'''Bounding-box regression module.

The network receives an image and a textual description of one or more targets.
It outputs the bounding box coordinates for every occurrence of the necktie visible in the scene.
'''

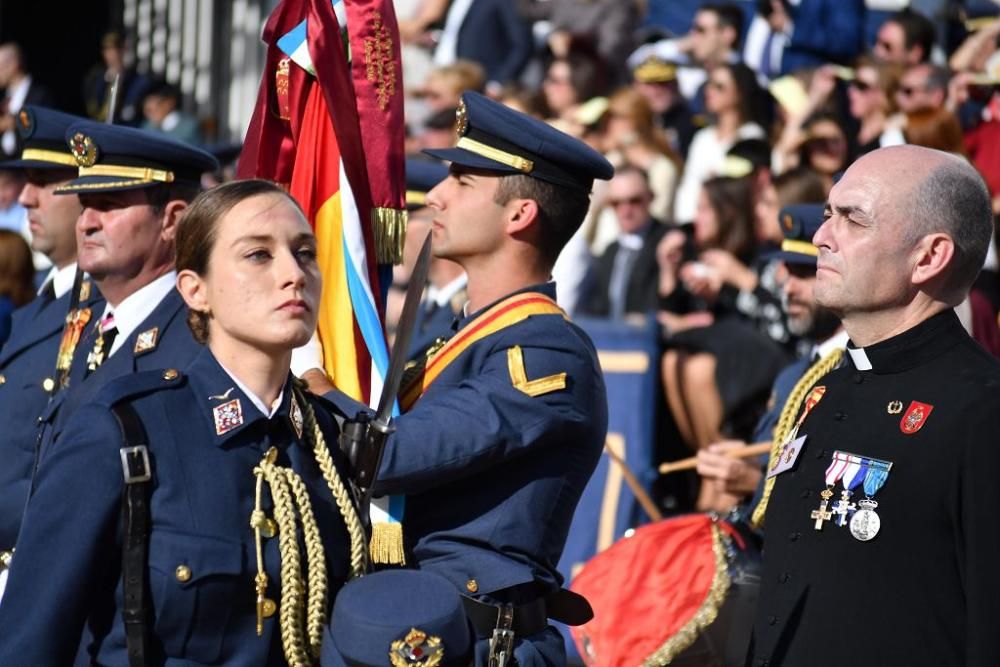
[760,29,777,80]
[38,280,56,306]
[609,245,639,320]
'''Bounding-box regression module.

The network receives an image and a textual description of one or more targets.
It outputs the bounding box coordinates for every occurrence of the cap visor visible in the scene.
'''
[0,158,76,170]
[422,147,521,175]
[55,176,165,195]
[764,249,818,266]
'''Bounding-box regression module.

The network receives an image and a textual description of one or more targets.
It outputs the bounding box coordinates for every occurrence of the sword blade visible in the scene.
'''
[374,232,433,425]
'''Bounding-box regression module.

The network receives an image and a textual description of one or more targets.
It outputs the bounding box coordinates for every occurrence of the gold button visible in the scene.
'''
[262,598,277,618]
[0,374,6,385]
[175,565,192,583]
[465,579,478,593]
[162,369,178,381]
[42,377,55,392]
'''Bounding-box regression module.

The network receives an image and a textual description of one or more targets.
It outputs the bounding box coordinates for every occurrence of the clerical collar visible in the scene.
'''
[845,309,967,374]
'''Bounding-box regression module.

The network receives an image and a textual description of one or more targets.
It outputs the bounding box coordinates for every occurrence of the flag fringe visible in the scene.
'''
[372,206,407,265]
[369,521,406,565]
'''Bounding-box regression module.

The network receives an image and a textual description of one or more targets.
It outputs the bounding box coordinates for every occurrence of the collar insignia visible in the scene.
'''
[389,628,444,666]
[18,109,32,134]
[290,397,304,439]
[69,132,98,167]
[133,327,159,355]
[213,398,244,435]
[79,280,92,301]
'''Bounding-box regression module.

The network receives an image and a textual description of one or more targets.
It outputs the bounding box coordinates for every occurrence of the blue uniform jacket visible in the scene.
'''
[0,348,355,665]
[0,280,104,549]
[375,283,608,604]
[37,287,202,461]
[407,297,461,361]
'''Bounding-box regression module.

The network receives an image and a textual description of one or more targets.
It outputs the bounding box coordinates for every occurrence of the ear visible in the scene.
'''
[910,233,954,287]
[176,268,209,314]
[159,200,188,243]
[504,198,540,235]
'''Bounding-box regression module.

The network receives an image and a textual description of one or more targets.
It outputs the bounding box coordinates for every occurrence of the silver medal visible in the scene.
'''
[849,499,880,541]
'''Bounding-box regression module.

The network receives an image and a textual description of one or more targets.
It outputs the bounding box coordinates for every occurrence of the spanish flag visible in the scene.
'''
[238,0,408,562]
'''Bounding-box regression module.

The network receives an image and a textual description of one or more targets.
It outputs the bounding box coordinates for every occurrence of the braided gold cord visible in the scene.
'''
[283,467,328,658]
[751,347,843,528]
[294,386,369,577]
[258,459,310,667]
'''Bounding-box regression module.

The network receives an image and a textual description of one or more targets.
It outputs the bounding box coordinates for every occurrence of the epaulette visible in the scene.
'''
[93,368,186,409]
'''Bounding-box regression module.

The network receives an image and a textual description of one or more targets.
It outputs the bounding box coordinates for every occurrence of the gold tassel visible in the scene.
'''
[372,207,408,265]
[370,521,406,565]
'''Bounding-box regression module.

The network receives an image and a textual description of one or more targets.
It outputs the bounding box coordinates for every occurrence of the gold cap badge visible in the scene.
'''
[69,133,99,167]
[389,628,444,667]
[454,99,468,139]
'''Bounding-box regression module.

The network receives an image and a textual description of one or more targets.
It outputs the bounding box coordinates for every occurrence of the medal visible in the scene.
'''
[848,458,892,541]
[810,454,849,530]
[832,453,867,527]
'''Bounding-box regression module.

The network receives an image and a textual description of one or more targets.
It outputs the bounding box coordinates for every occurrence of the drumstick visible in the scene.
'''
[658,442,772,475]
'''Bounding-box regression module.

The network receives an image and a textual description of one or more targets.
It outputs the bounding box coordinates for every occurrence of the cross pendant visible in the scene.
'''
[832,495,856,527]
[810,500,833,530]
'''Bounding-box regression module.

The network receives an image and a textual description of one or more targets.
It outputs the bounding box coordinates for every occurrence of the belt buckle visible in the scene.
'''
[488,603,515,667]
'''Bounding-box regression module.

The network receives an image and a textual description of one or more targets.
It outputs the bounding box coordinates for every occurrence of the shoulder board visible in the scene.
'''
[93,368,186,408]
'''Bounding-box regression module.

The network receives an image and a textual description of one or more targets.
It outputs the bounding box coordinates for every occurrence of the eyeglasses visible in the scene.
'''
[609,195,648,208]
[898,85,925,97]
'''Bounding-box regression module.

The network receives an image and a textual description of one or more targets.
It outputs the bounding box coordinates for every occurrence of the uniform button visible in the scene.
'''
[788,531,801,542]
[779,572,791,583]
[42,377,55,392]
[0,374,5,385]
[853,373,863,384]
[755,660,769,667]
[834,412,846,421]
[800,489,811,499]
[163,369,179,380]
[175,565,192,583]
[815,448,827,459]
[768,615,779,625]
[465,579,478,593]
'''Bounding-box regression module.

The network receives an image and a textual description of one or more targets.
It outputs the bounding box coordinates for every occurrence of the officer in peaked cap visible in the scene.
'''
[32,122,217,466]
[0,106,105,577]
[303,91,612,665]
[403,158,468,361]
[322,569,474,666]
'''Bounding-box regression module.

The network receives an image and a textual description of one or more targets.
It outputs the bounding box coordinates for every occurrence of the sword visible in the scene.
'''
[340,231,433,511]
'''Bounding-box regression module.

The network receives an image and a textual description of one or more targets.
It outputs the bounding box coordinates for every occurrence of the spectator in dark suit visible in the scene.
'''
[0,43,53,159]
[582,165,667,319]
[433,0,533,92]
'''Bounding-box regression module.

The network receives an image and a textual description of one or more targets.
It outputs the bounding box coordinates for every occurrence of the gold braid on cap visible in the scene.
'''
[751,347,843,528]
[250,390,369,665]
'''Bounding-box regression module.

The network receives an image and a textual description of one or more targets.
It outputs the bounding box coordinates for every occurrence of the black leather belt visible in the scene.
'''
[461,588,593,639]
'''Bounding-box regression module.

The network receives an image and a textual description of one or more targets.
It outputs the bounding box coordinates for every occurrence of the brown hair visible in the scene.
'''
[0,229,35,307]
[904,108,965,155]
[606,86,682,168]
[702,175,756,260]
[175,179,305,343]
[494,174,592,268]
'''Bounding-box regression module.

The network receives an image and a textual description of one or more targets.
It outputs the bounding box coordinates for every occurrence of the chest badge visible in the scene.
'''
[886,400,903,415]
[899,400,933,434]
[213,398,244,435]
[133,327,160,355]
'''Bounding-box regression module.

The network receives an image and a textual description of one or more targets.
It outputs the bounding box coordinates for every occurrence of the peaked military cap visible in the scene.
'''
[405,158,448,210]
[424,90,614,193]
[55,121,218,194]
[772,203,824,266]
[321,569,473,667]
[1,106,86,170]
[632,56,678,84]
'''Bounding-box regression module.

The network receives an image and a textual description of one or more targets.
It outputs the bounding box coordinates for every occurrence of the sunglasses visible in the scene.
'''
[609,195,647,208]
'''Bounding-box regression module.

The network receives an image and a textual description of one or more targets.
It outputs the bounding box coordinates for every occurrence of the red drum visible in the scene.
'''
[570,514,760,666]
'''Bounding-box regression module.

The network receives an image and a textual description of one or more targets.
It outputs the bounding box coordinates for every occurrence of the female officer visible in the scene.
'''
[0,179,367,665]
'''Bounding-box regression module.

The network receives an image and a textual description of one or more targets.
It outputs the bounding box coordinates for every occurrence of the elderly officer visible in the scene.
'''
[33,121,217,454]
[307,91,614,665]
[0,179,364,664]
[322,569,474,667]
[749,145,1000,666]
[0,106,103,573]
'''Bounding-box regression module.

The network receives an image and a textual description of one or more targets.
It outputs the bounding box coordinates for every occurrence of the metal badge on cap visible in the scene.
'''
[69,133,99,167]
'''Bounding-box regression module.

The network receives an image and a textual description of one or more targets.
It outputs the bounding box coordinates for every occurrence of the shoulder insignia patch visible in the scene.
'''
[213,398,244,435]
[507,345,567,398]
[900,400,933,434]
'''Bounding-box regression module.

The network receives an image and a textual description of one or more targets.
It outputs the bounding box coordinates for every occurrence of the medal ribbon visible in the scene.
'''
[843,456,868,493]
[823,454,850,487]
[862,459,892,498]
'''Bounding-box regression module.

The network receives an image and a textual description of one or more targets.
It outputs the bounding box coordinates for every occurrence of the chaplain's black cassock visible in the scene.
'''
[749,309,1000,666]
